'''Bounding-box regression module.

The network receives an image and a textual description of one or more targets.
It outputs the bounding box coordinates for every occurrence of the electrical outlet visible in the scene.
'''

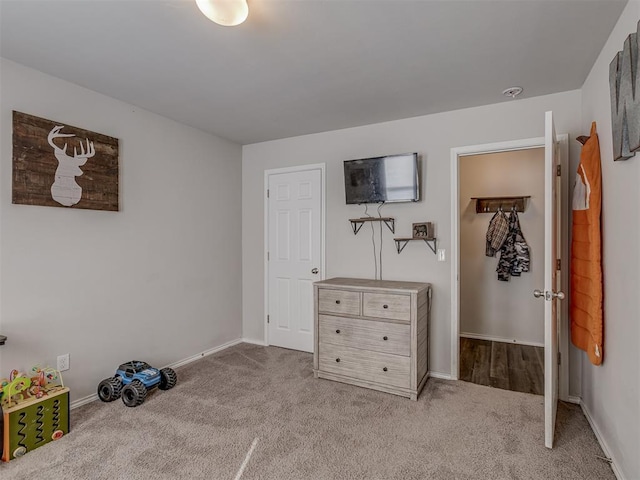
[437,249,446,262]
[57,353,70,372]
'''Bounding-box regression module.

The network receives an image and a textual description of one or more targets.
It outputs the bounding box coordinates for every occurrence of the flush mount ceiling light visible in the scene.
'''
[502,86,524,99]
[196,0,248,26]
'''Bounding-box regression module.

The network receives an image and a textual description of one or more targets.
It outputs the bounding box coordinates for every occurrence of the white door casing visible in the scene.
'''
[450,112,569,449]
[265,165,325,353]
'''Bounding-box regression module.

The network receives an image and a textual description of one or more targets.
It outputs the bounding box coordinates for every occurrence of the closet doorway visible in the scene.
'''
[458,147,545,395]
[450,113,570,448]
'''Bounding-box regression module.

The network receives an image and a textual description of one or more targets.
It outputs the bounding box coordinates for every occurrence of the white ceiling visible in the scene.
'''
[0,0,627,145]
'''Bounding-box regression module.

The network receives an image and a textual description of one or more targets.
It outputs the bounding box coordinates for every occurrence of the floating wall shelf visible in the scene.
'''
[471,196,530,214]
[394,237,437,255]
[349,217,395,235]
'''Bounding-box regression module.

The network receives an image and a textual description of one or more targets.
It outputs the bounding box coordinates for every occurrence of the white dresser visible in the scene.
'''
[313,278,431,400]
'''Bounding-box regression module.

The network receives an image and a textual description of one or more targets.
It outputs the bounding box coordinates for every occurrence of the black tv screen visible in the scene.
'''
[344,153,420,204]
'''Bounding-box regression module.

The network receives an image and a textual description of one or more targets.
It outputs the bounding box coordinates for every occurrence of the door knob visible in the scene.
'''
[533,289,566,301]
[311,268,319,274]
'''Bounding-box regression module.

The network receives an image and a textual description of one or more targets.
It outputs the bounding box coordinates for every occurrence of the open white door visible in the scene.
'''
[267,167,323,353]
[539,111,564,448]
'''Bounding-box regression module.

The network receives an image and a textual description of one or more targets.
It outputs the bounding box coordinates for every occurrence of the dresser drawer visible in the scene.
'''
[319,315,410,356]
[362,292,411,321]
[318,288,361,316]
[319,343,410,389]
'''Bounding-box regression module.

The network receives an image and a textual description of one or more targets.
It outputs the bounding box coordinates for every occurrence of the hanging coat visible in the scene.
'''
[570,122,603,366]
[496,210,530,281]
[485,209,509,257]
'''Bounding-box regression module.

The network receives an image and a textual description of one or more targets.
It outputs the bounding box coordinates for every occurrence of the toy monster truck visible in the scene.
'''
[97,361,177,407]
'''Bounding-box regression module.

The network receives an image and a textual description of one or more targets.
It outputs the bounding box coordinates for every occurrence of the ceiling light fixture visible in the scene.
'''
[196,0,248,26]
[502,86,524,99]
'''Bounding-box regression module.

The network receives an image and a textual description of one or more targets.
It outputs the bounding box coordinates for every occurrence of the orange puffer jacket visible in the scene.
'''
[570,122,603,366]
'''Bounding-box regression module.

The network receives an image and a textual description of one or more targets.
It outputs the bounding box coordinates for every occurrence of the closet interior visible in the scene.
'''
[458,148,545,395]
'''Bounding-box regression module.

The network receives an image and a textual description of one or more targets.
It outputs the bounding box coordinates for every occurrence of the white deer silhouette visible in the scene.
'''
[47,125,95,206]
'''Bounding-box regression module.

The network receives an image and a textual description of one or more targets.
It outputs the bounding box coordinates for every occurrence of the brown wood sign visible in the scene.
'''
[12,111,119,211]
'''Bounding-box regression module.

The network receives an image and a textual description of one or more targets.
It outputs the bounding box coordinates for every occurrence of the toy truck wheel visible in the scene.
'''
[121,380,147,407]
[97,377,122,402]
[159,368,177,390]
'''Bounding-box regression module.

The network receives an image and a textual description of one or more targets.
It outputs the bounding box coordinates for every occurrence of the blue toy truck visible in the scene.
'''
[97,361,177,407]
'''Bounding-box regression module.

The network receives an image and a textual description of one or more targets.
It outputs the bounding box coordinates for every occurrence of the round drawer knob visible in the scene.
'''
[335,300,341,304]
[383,367,388,372]
[336,329,341,334]
[336,358,340,363]
[383,336,388,341]
[383,304,388,309]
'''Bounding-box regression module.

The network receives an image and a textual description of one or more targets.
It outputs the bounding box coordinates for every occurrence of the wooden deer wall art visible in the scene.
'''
[12,111,119,211]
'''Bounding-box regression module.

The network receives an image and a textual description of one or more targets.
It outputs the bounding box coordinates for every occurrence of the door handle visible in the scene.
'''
[311,268,319,274]
[533,289,565,301]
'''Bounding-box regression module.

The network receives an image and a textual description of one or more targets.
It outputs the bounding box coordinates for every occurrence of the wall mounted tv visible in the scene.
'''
[344,153,420,204]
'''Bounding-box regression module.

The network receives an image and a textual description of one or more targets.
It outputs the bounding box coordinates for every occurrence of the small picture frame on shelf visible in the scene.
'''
[412,222,433,239]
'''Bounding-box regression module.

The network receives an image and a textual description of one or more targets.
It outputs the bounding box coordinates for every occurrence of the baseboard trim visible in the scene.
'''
[566,395,581,404]
[460,332,544,348]
[166,338,243,370]
[579,400,624,480]
[70,393,99,410]
[70,338,244,410]
[428,371,453,380]
[242,337,268,346]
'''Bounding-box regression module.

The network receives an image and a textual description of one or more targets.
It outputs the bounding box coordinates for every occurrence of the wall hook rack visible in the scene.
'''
[349,217,395,235]
[471,196,530,214]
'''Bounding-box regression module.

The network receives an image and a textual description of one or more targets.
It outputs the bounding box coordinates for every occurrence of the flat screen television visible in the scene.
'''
[344,153,420,204]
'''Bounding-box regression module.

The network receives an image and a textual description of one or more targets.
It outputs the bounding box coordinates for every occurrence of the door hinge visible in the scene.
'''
[267,251,270,261]
[267,189,270,198]
[558,352,561,365]
[556,164,561,176]
[267,315,270,324]
[556,259,561,271]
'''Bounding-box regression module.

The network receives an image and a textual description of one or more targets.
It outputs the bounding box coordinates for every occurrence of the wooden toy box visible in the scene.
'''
[1,387,69,461]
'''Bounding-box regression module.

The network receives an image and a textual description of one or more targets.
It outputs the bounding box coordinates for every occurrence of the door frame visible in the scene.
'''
[450,136,569,401]
[263,163,326,346]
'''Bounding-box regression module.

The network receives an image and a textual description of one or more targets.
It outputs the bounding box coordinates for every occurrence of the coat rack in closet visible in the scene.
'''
[471,196,530,214]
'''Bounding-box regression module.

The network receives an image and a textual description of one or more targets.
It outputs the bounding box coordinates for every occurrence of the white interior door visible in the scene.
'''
[542,110,563,448]
[267,168,322,353]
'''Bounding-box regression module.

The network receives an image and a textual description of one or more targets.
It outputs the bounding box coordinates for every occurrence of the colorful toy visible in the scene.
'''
[1,387,69,461]
[97,361,177,407]
[0,376,32,408]
[1,366,64,409]
[0,365,69,461]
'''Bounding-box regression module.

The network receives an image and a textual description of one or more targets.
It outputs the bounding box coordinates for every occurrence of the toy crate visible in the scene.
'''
[1,387,69,461]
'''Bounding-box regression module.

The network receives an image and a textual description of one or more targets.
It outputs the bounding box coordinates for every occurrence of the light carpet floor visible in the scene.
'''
[1,343,614,479]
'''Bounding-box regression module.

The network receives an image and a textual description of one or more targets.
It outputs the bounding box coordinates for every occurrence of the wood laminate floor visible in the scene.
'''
[459,337,544,395]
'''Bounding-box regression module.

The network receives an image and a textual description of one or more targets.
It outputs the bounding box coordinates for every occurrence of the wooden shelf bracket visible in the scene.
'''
[394,237,437,255]
[349,217,395,235]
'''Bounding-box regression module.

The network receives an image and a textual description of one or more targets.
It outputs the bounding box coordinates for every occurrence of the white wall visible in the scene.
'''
[0,59,243,402]
[579,2,640,479]
[243,90,582,381]
[459,149,545,345]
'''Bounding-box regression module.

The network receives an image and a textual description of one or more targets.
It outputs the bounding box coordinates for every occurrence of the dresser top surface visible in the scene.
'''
[315,277,431,293]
